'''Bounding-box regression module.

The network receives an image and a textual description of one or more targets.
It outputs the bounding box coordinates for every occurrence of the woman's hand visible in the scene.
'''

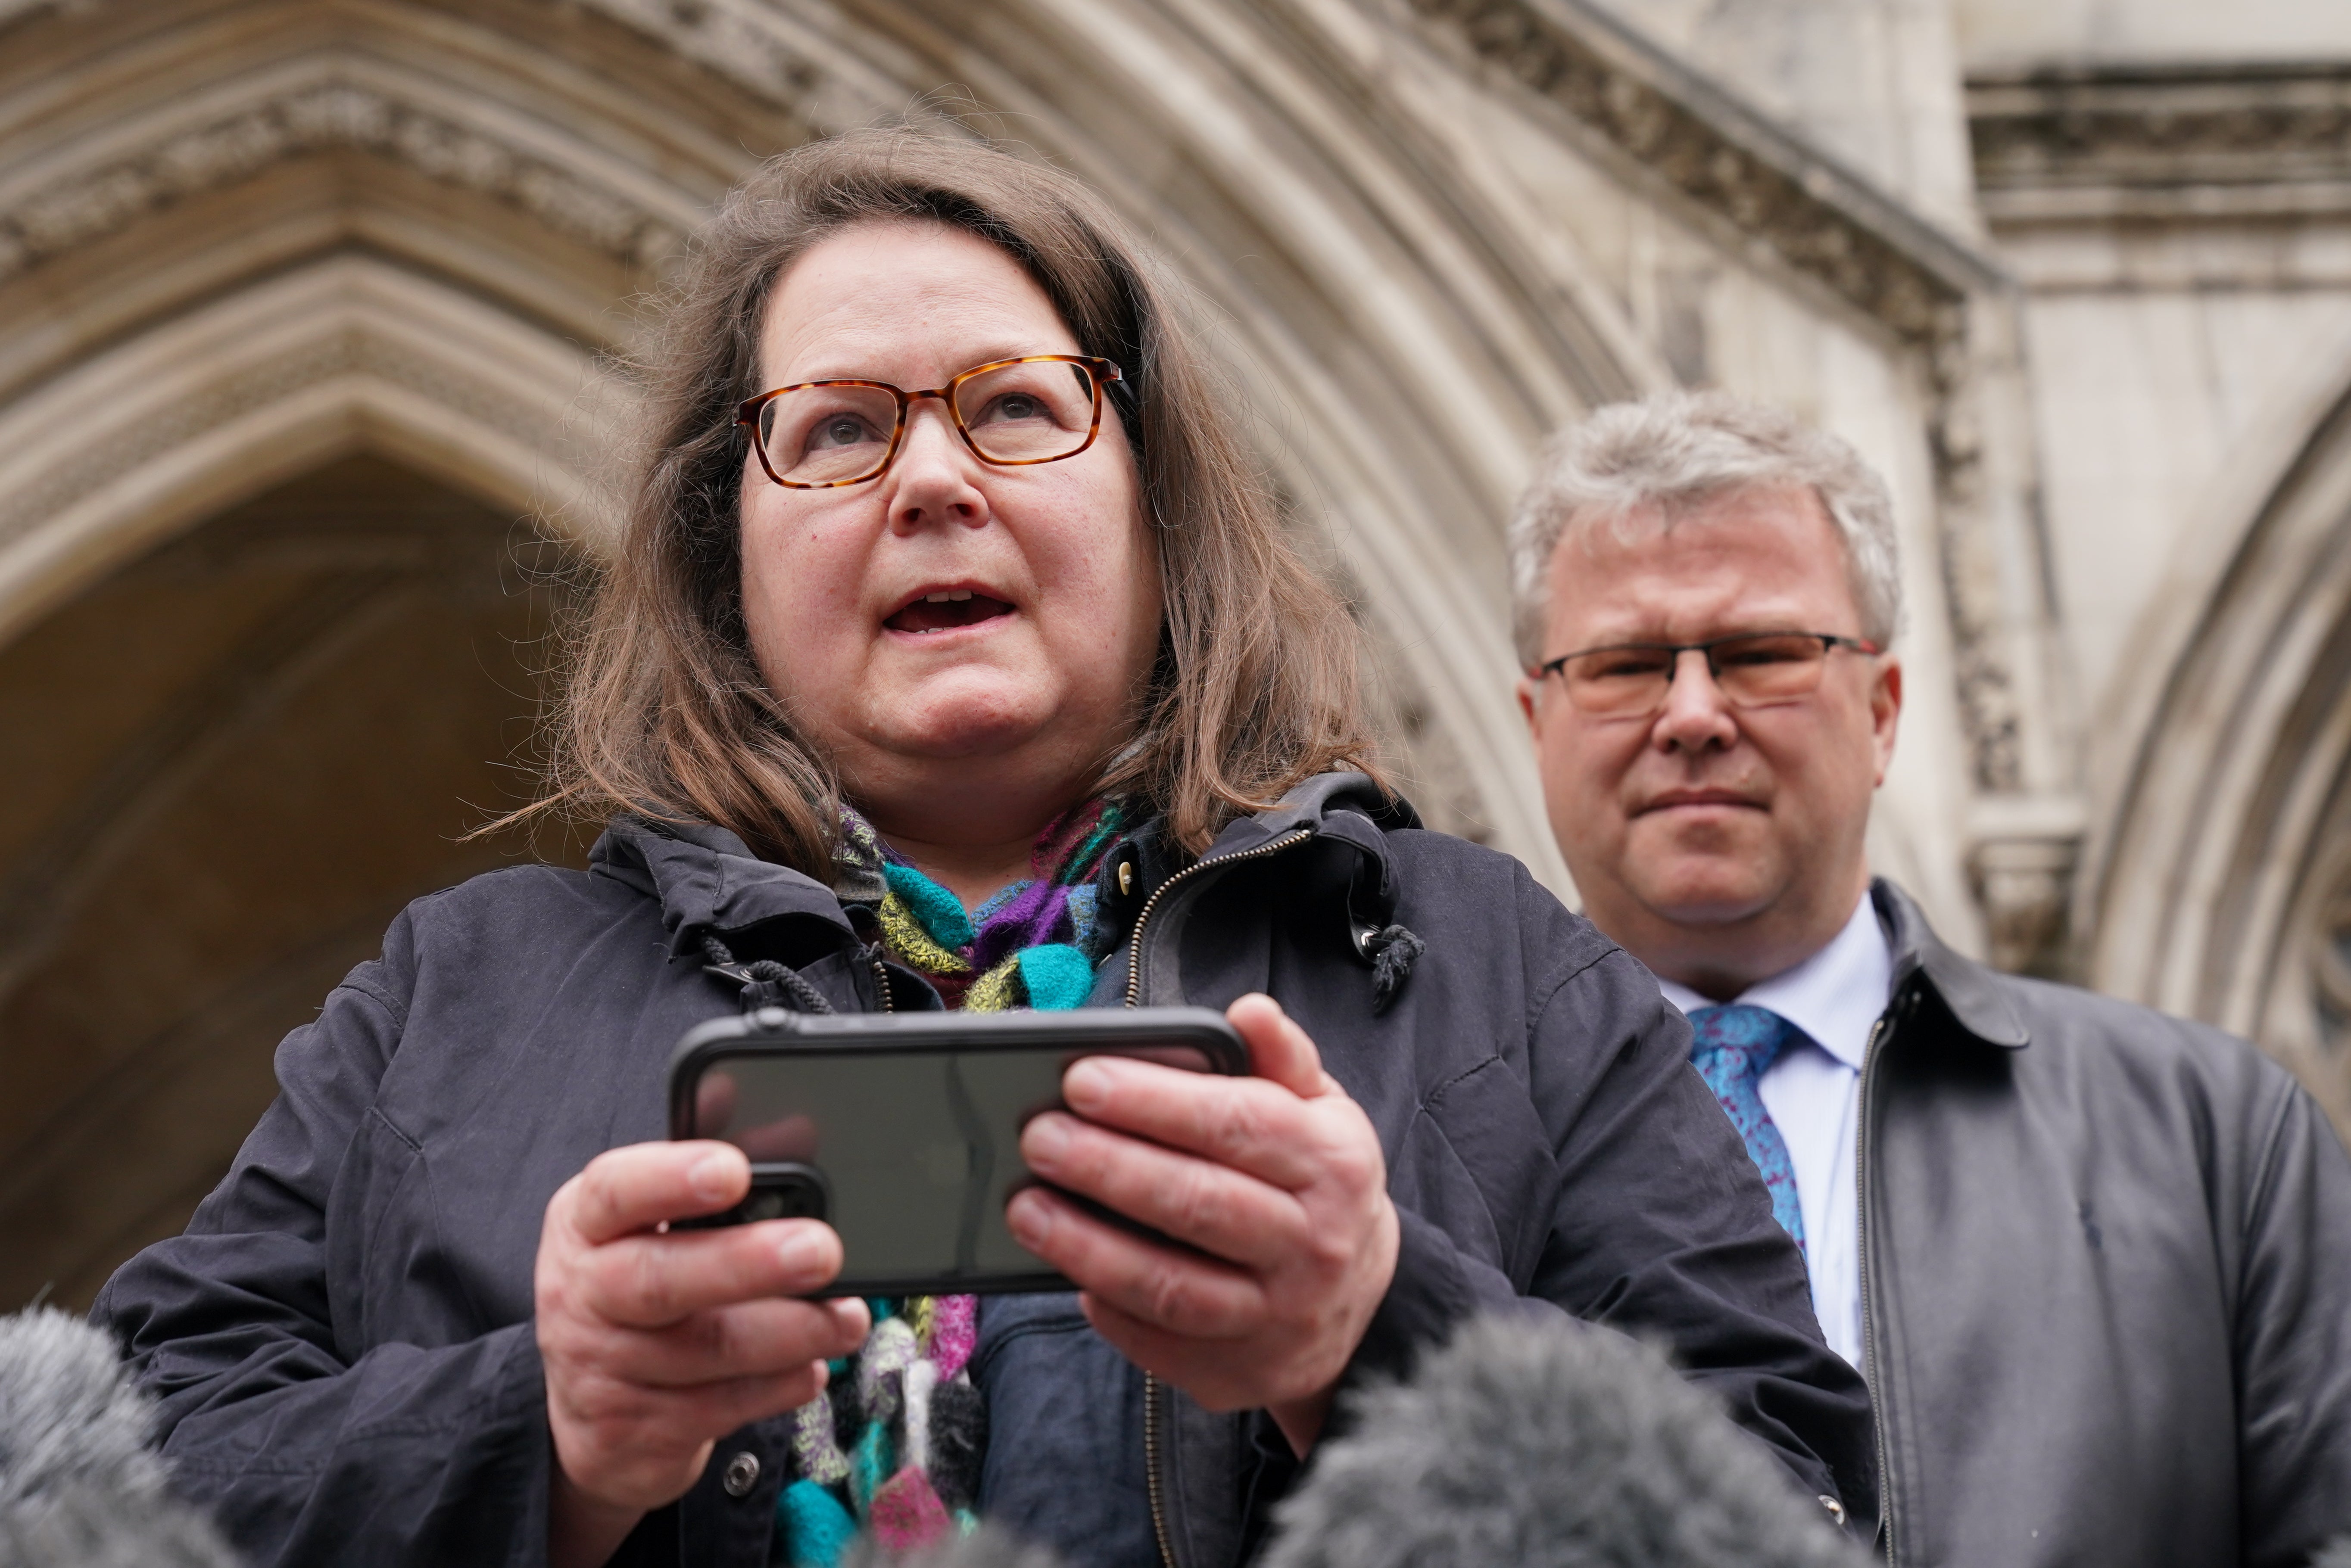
[1007,993,1400,1455]
[535,1142,870,1568]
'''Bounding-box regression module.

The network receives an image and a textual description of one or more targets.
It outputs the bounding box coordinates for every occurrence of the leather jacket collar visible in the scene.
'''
[1871,878,2030,1050]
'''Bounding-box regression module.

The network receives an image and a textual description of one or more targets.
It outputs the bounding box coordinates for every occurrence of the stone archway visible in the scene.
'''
[0,454,591,1309]
[0,0,1697,1305]
[2086,361,2351,1134]
[1,0,1672,876]
[0,256,627,646]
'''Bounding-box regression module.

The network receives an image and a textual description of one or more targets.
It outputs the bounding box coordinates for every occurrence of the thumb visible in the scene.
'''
[1226,993,1325,1098]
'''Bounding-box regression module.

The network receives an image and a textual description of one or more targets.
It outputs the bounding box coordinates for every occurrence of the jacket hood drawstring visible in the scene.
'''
[1360,924,1424,1015]
[700,931,836,1015]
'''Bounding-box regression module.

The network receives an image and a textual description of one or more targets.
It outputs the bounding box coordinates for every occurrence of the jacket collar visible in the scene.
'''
[586,772,1420,964]
[1871,877,2030,1050]
[1101,772,1419,936]
[589,816,852,959]
[1197,770,1419,857]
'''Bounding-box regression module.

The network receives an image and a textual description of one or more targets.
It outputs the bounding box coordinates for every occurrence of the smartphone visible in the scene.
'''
[665,1005,1249,1294]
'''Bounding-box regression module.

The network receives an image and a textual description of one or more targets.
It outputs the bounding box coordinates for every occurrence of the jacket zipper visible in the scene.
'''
[1123,830,1312,1008]
[1128,828,1313,1568]
[1144,1370,1172,1568]
[1855,1006,1896,1564]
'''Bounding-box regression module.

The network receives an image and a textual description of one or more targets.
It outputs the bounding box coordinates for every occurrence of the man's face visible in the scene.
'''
[1517,484,1901,995]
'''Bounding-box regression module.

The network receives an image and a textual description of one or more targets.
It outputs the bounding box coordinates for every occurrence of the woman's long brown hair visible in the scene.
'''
[526,126,1381,876]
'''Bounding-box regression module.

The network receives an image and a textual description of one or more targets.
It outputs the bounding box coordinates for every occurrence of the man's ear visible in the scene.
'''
[1870,655,1903,787]
[1516,673,1541,736]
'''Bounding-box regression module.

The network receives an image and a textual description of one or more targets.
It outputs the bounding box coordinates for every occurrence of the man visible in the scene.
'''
[1513,391,2351,1568]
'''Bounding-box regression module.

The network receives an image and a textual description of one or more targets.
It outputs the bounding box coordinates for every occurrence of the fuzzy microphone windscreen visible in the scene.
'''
[1262,1314,1867,1568]
[0,1308,242,1568]
[845,1521,1067,1568]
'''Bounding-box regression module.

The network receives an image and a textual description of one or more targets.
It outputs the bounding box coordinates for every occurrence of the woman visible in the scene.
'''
[97,130,1873,1568]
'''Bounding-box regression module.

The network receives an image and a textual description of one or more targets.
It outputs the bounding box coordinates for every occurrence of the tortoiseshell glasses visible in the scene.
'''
[736,354,1125,489]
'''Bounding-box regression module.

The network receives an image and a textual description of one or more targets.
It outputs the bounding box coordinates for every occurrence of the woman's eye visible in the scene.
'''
[806,413,878,451]
[976,392,1049,424]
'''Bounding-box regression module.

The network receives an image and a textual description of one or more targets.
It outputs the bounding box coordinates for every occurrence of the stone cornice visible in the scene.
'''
[1403,0,2007,351]
[1969,63,2351,223]
[0,75,688,284]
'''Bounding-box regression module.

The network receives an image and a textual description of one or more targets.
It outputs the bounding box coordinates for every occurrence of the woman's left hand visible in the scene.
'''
[1007,992,1400,1454]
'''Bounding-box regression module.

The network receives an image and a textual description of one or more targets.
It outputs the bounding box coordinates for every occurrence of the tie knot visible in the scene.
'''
[1687,1004,1796,1080]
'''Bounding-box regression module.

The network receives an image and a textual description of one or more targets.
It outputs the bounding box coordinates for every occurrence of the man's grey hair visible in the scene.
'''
[1508,391,1903,668]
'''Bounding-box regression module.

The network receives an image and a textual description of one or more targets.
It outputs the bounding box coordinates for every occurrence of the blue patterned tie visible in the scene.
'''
[1687,1005,1807,1255]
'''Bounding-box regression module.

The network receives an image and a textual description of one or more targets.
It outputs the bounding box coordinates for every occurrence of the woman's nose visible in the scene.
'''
[886,401,987,529]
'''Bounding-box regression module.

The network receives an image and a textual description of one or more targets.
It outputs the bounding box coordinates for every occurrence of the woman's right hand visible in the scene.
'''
[535,1141,870,1567]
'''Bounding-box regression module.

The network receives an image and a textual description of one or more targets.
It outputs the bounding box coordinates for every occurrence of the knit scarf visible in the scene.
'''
[772,800,1131,1568]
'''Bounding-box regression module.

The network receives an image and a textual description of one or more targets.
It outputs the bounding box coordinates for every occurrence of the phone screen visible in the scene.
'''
[681,1043,1219,1286]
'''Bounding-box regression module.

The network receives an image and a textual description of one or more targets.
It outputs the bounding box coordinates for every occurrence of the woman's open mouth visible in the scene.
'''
[884,587,1016,635]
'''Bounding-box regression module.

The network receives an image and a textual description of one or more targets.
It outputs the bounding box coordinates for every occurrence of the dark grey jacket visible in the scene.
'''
[94,777,1874,1567]
[1867,880,2351,1568]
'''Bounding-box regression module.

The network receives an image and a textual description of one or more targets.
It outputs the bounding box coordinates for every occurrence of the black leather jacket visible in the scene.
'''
[1865,880,2351,1567]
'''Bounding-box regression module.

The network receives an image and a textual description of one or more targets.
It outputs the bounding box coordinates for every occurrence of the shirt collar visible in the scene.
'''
[1655,892,1893,1069]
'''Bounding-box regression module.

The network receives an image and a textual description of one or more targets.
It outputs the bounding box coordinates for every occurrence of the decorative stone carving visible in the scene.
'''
[571,0,831,109]
[1971,833,2077,978]
[0,79,686,286]
[0,327,571,554]
[1403,0,1979,352]
[1970,65,2351,222]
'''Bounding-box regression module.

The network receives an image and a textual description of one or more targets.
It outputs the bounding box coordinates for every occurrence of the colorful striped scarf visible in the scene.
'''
[841,799,1128,1010]
[772,800,1130,1567]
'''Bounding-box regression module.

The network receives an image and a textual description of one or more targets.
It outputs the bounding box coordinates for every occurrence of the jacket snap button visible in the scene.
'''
[1118,860,1135,896]
[722,1450,760,1498]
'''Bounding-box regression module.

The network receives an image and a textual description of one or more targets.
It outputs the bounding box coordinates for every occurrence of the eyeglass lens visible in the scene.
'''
[755,360,1101,486]
[1560,634,1834,715]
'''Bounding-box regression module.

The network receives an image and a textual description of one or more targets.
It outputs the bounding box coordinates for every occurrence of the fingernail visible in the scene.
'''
[777,1228,825,1276]
[688,1149,737,1202]
[1007,1192,1050,1248]
[1025,1114,1073,1167]
[1063,1060,1108,1112]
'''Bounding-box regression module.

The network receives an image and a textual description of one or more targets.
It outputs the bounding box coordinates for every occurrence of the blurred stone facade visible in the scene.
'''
[3,0,2348,1306]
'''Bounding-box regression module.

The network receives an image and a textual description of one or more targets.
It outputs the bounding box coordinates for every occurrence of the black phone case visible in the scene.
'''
[665,1005,1247,1294]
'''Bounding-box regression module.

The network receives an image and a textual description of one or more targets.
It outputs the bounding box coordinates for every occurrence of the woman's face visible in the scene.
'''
[739,220,1163,849]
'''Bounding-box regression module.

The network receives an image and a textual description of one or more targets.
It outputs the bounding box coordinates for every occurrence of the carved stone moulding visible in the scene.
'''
[1402,0,1989,354]
[0,75,692,286]
[0,256,627,654]
[1969,63,2351,224]
[1968,796,2085,979]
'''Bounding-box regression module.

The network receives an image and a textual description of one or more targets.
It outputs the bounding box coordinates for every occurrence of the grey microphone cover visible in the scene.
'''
[0,1307,241,1568]
[1264,1314,1867,1568]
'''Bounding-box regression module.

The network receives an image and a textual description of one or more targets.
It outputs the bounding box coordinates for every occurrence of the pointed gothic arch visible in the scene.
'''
[2087,358,2351,1129]
[0,0,1686,876]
